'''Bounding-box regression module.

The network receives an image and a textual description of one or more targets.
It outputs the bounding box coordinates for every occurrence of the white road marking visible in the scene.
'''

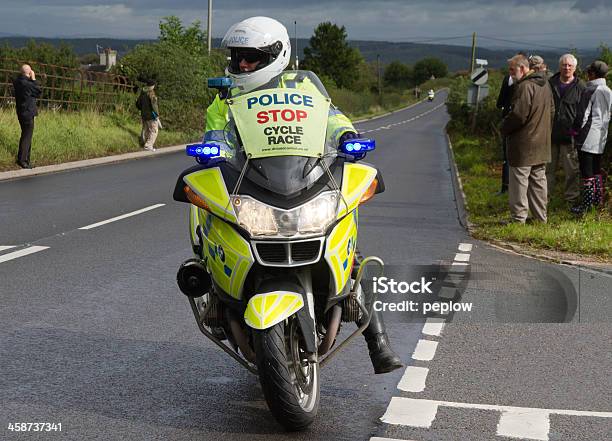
[497,408,550,441]
[412,339,438,361]
[0,246,17,252]
[79,204,165,230]
[458,242,473,252]
[0,246,49,264]
[371,438,420,441]
[381,397,438,427]
[422,318,445,336]
[397,366,429,392]
[360,102,445,134]
[381,397,612,439]
[454,252,471,262]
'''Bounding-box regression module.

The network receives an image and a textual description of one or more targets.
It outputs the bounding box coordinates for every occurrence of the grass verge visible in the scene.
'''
[0,108,199,171]
[449,128,612,261]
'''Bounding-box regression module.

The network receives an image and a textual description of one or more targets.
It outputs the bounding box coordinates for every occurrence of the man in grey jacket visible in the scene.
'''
[571,60,611,214]
[501,54,555,223]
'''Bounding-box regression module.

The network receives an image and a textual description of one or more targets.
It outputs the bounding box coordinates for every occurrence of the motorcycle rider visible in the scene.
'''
[204,16,403,374]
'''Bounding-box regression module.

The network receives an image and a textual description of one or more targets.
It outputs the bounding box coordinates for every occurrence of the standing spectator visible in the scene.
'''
[136,79,160,152]
[571,60,612,214]
[501,54,555,224]
[547,54,584,205]
[496,67,516,194]
[13,64,42,169]
[529,55,552,79]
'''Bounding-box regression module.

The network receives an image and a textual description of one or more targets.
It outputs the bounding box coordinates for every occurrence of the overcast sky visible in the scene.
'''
[1,0,610,49]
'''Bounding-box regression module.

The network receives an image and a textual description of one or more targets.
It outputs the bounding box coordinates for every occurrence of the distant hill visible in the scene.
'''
[0,37,600,72]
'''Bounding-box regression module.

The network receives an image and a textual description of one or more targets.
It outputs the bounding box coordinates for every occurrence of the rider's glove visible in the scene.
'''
[338,131,360,148]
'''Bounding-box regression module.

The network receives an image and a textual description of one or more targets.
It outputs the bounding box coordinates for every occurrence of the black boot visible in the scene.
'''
[360,309,403,374]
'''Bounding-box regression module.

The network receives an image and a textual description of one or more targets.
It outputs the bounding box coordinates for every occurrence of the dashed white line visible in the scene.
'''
[453,252,471,262]
[458,242,473,252]
[412,339,438,361]
[371,438,420,441]
[397,366,429,392]
[0,246,50,264]
[381,397,612,439]
[0,245,17,252]
[79,204,165,230]
[497,408,550,441]
[422,318,445,336]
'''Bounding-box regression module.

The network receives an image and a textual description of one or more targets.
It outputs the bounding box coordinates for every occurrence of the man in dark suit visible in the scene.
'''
[13,64,42,168]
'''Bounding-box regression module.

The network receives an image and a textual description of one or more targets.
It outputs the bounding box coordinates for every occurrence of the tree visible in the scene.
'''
[301,22,363,89]
[413,57,448,85]
[384,61,413,89]
[159,15,207,57]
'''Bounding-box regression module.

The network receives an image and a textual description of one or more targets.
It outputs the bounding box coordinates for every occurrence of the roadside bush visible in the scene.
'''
[117,42,225,130]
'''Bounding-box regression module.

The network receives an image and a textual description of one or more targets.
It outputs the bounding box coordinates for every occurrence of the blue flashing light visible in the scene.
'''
[340,138,376,157]
[186,143,221,160]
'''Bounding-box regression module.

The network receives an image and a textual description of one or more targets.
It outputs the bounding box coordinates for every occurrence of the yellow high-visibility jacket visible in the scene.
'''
[203,72,356,151]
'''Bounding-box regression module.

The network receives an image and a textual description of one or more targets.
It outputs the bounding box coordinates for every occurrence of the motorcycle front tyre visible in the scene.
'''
[253,318,320,431]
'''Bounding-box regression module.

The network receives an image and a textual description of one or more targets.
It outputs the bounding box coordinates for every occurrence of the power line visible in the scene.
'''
[479,35,569,51]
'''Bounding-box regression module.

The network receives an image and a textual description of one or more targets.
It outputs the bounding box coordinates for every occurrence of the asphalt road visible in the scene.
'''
[1,91,610,441]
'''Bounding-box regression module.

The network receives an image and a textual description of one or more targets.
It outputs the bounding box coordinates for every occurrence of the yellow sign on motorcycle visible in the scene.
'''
[229,88,330,158]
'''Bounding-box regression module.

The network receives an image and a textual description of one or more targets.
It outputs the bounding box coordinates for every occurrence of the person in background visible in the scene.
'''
[501,54,555,224]
[547,54,584,206]
[13,64,42,169]
[136,79,160,152]
[496,56,520,194]
[571,60,611,214]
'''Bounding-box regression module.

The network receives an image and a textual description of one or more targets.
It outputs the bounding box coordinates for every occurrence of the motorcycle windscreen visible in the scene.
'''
[229,87,330,159]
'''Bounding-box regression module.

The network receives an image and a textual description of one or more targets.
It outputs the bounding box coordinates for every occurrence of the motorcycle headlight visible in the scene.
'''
[231,192,339,238]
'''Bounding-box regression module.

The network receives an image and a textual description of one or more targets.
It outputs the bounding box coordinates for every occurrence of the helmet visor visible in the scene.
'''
[228,48,271,73]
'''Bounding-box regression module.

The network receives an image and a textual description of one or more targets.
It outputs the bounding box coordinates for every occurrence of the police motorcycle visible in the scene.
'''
[173,71,386,430]
[428,89,435,102]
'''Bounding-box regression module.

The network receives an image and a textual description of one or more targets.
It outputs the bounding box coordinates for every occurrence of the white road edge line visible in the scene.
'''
[422,318,445,336]
[0,246,50,264]
[0,245,17,252]
[370,438,420,441]
[454,252,471,262]
[397,366,429,393]
[79,204,165,230]
[381,397,612,428]
[412,339,438,361]
[458,242,473,252]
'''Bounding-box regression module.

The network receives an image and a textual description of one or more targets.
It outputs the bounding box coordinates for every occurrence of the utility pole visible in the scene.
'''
[294,21,299,70]
[377,54,382,105]
[470,32,476,72]
[207,0,212,55]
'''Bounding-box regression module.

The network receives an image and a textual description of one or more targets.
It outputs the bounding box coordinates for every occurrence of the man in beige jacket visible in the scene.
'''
[501,54,555,223]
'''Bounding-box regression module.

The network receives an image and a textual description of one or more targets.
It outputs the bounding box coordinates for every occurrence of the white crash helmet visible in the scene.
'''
[221,16,291,93]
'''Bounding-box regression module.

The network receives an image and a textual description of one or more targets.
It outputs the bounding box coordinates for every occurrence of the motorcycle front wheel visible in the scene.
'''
[254,316,319,430]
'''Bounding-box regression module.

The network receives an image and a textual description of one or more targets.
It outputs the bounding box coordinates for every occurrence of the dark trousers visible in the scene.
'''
[578,150,602,178]
[501,137,509,189]
[17,117,35,164]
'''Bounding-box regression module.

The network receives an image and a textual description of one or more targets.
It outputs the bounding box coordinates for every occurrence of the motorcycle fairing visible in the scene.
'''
[196,206,254,299]
[324,210,358,295]
[183,168,238,223]
[337,163,378,218]
[244,291,305,329]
